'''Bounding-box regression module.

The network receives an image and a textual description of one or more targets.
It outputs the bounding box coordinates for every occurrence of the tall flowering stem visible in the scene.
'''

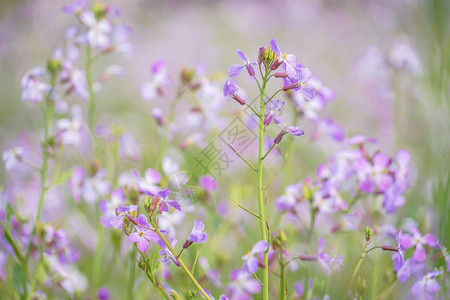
[258,67,270,300]
[86,45,96,136]
[149,218,212,300]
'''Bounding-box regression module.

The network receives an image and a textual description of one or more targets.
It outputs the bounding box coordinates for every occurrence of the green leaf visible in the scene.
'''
[51,167,74,187]
[12,263,25,295]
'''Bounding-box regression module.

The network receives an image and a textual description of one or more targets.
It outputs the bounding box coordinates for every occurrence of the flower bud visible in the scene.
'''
[283,82,300,91]
[183,239,193,249]
[274,72,289,78]
[270,60,282,71]
[181,68,195,84]
[150,195,160,214]
[365,226,374,242]
[232,94,246,105]
[92,2,107,19]
[258,47,264,65]
[158,201,166,214]
[381,245,398,252]
[170,290,183,300]
[299,255,317,261]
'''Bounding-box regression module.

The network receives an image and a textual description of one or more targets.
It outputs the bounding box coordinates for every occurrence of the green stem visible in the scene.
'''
[280,252,286,300]
[308,210,316,241]
[349,239,370,290]
[127,249,136,300]
[261,143,276,161]
[149,219,211,300]
[225,141,257,172]
[258,68,270,300]
[0,222,24,263]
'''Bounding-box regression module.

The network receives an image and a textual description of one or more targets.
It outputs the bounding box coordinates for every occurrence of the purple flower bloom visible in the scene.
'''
[402,226,437,262]
[138,168,161,194]
[269,39,296,77]
[69,166,86,203]
[228,49,257,77]
[63,0,87,14]
[392,231,405,271]
[228,269,261,299]
[383,185,406,213]
[199,175,217,191]
[274,125,304,144]
[157,239,180,267]
[57,105,83,146]
[223,79,246,105]
[99,188,126,228]
[283,65,316,100]
[21,68,51,103]
[354,152,393,193]
[188,220,207,244]
[2,147,25,170]
[300,238,342,275]
[109,204,138,229]
[275,182,302,211]
[242,240,268,273]
[119,133,141,162]
[60,62,89,100]
[411,271,441,298]
[97,287,110,300]
[80,11,112,48]
[395,149,411,191]
[148,188,181,213]
[264,100,284,126]
[396,258,425,283]
[129,225,160,252]
[140,61,171,101]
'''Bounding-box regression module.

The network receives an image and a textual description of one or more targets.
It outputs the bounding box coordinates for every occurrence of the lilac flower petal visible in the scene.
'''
[270,39,281,56]
[136,238,149,252]
[159,188,170,199]
[411,279,426,295]
[228,65,245,78]
[425,279,440,293]
[143,231,160,242]
[302,86,317,100]
[168,200,181,211]
[298,68,312,83]
[251,240,269,254]
[188,232,207,243]
[110,215,123,229]
[413,245,427,262]
[128,232,141,243]
[193,220,205,232]
[246,256,259,273]
[423,233,437,247]
[401,234,414,248]
[236,49,248,62]
[199,176,217,191]
[244,278,261,294]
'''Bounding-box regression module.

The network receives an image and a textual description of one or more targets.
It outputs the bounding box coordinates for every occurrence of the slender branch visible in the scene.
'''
[230,196,261,219]
[349,238,370,290]
[86,45,96,135]
[149,219,211,300]
[280,251,287,300]
[264,89,283,105]
[252,75,262,92]
[263,153,288,189]
[245,103,260,118]
[261,143,276,161]
[225,140,257,172]
[0,222,24,263]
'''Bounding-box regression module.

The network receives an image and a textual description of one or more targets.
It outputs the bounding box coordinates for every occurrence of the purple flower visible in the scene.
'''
[109,204,138,229]
[275,183,302,211]
[140,61,171,101]
[157,239,180,267]
[383,185,406,213]
[69,166,86,203]
[228,49,257,77]
[300,238,342,275]
[283,65,316,100]
[138,168,161,194]
[228,269,261,299]
[119,133,141,162]
[396,258,425,283]
[21,68,51,103]
[148,188,181,213]
[354,152,393,193]
[80,11,112,48]
[264,100,284,126]
[99,188,126,228]
[274,125,304,144]
[56,105,83,145]
[411,271,441,298]
[97,287,110,300]
[82,169,111,204]
[395,149,411,191]
[223,79,246,105]
[392,231,405,271]
[2,147,25,170]
[402,226,437,262]
[199,175,217,191]
[242,240,268,273]
[129,225,160,252]
[188,220,207,244]
[269,39,296,77]
[60,62,89,100]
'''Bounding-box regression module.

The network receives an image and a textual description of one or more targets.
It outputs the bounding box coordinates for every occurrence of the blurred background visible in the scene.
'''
[0,0,448,298]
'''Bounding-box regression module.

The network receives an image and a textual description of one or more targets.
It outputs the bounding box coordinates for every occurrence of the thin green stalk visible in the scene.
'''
[0,222,24,263]
[349,239,370,290]
[127,249,136,300]
[258,68,270,300]
[280,252,286,300]
[261,142,276,161]
[149,219,211,300]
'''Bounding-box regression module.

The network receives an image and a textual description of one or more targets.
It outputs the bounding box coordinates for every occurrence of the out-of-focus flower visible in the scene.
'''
[396,258,425,283]
[187,220,207,244]
[97,287,110,300]
[45,254,88,297]
[411,271,441,298]
[388,40,422,74]
[140,61,171,101]
[242,240,268,273]
[199,175,217,191]
[99,188,126,228]
[109,204,138,229]
[21,67,51,103]
[275,182,301,211]
[223,79,246,105]
[402,226,437,262]
[129,225,160,252]
[354,152,393,193]
[228,49,257,77]
[119,133,141,162]
[63,0,87,14]
[138,169,161,195]
[274,125,304,144]
[60,62,89,100]
[269,39,296,76]
[2,147,25,170]
[57,105,83,145]
[228,269,261,299]
[80,11,112,48]
[299,238,342,275]
[148,188,181,213]
[264,100,284,126]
